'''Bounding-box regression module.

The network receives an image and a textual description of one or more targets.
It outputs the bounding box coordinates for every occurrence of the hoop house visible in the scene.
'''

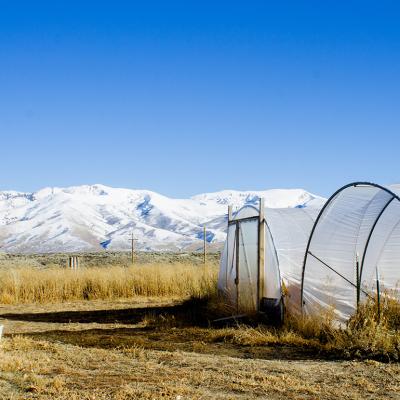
[301,182,400,322]
[218,201,319,320]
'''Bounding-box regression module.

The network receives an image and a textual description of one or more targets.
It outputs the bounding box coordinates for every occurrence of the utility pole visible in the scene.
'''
[203,225,207,265]
[129,233,137,266]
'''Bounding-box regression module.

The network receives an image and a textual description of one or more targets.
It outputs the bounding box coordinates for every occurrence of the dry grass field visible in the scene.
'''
[0,253,399,399]
[0,263,217,304]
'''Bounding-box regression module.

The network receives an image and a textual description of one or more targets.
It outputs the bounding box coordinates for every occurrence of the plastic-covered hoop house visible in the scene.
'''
[218,182,400,324]
[301,182,400,322]
[218,199,319,322]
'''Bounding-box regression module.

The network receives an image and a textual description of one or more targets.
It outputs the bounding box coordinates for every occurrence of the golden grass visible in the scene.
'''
[1,334,399,399]
[0,263,218,304]
[0,260,399,361]
[0,258,399,398]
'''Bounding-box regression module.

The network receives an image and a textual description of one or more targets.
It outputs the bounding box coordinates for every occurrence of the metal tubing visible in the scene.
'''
[360,196,395,278]
[300,182,400,311]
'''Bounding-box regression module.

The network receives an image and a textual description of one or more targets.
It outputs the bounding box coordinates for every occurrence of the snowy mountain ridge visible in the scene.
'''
[0,184,326,253]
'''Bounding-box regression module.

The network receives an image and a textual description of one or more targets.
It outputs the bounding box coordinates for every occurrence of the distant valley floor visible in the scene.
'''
[0,251,220,269]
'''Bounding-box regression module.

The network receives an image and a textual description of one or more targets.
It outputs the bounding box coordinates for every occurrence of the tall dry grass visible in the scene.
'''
[206,296,400,361]
[0,263,218,304]
[1,261,399,361]
[191,284,398,361]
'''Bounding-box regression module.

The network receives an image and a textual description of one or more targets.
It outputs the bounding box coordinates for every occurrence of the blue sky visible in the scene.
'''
[1,1,399,197]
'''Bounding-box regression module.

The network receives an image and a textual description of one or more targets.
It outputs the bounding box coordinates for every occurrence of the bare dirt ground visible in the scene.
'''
[0,299,399,399]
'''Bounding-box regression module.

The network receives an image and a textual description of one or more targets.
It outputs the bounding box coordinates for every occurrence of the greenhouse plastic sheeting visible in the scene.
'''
[218,215,259,313]
[218,205,320,314]
[237,219,259,312]
[302,183,400,322]
[264,222,281,300]
[265,207,320,314]
[219,222,238,309]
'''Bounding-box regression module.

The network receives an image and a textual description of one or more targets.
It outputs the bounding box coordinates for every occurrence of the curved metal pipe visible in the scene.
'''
[300,181,400,312]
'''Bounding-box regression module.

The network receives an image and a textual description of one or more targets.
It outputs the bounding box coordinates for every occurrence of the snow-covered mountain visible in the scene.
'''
[0,184,325,253]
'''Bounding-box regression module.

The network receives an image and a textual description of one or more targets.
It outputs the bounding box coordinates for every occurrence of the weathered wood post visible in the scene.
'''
[227,205,232,289]
[228,205,232,222]
[258,198,265,312]
[234,207,240,314]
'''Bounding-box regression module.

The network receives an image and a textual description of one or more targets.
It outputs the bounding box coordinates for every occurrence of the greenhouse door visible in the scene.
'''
[235,219,259,313]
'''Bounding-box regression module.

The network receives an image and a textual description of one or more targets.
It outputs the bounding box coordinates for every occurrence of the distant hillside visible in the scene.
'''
[0,185,325,253]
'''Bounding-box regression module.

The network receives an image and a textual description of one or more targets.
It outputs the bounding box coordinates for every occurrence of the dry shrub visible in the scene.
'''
[280,296,400,361]
[0,263,218,304]
[206,292,400,361]
[330,295,400,361]
[284,307,336,342]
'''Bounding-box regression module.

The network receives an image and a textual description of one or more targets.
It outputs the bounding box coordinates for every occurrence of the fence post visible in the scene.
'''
[67,256,79,270]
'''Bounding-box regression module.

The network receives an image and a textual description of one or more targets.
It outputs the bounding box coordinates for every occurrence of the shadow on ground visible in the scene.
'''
[0,299,328,362]
[23,326,321,361]
[0,304,190,325]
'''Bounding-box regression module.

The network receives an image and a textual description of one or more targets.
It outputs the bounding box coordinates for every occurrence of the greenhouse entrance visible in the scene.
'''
[218,199,284,323]
[231,216,259,313]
